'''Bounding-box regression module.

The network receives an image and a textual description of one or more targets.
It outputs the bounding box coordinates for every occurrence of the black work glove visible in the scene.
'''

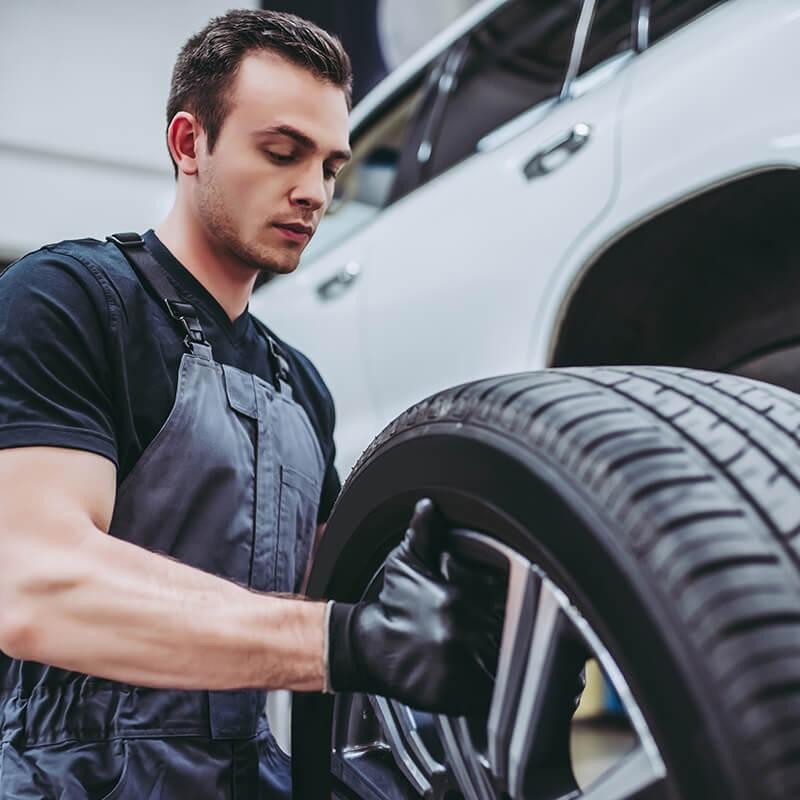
[327,498,505,716]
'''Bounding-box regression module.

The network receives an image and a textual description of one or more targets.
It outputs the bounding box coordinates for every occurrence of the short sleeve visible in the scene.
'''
[0,247,118,465]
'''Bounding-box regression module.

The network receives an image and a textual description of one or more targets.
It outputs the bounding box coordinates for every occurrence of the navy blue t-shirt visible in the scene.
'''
[0,230,341,522]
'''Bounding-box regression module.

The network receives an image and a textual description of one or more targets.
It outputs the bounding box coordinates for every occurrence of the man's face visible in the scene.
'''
[194,51,351,275]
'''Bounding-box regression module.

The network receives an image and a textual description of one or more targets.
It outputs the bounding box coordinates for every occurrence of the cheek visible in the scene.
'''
[227,153,265,198]
[221,159,280,220]
[203,145,294,232]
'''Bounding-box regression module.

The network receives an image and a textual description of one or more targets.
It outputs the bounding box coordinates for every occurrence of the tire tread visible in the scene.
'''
[344,366,800,798]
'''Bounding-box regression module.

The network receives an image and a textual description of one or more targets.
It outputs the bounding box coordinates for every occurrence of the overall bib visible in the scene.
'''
[0,233,325,798]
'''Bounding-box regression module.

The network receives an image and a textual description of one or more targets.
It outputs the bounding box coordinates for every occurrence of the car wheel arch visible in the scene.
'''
[547,166,800,390]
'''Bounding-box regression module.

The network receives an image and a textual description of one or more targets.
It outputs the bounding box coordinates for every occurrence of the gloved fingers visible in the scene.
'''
[444,561,507,640]
[457,588,505,627]
[449,600,504,678]
[442,550,507,598]
[404,497,447,573]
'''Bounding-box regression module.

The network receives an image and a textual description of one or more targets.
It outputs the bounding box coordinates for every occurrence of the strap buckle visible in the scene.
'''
[107,232,144,248]
[267,337,290,390]
[165,299,208,347]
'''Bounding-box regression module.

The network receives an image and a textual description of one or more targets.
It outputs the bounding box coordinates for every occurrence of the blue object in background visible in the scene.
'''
[604,678,626,716]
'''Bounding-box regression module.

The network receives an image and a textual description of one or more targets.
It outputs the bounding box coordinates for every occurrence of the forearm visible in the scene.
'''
[2,524,326,692]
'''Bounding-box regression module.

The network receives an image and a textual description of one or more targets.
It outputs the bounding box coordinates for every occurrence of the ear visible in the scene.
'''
[167,111,203,177]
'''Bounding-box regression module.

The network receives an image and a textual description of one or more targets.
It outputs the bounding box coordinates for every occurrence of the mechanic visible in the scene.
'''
[0,10,501,797]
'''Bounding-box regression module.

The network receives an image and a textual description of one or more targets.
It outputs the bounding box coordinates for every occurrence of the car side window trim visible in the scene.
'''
[415,37,471,172]
[444,1,591,160]
[560,0,600,100]
[479,0,634,154]
[633,0,652,51]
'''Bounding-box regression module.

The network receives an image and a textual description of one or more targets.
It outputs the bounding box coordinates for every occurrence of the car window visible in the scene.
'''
[388,0,583,203]
[579,0,635,76]
[648,0,725,46]
[299,0,585,268]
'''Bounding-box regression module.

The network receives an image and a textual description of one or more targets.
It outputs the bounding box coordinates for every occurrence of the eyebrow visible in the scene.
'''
[255,124,351,163]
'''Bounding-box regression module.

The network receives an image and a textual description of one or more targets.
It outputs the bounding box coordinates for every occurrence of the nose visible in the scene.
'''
[289,162,327,213]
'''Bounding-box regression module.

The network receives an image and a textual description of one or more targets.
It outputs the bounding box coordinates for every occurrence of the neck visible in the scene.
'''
[155,204,257,322]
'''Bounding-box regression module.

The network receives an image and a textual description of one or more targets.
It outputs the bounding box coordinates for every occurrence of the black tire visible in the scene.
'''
[293,366,800,800]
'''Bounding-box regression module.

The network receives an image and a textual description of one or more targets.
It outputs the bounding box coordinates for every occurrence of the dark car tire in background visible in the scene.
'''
[293,366,800,800]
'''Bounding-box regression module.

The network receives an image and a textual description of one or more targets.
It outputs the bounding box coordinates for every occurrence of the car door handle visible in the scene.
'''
[316,261,362,301]
[523,123,592,180]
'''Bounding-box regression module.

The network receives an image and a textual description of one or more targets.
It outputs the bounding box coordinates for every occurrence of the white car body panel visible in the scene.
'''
[359,70,630,440]
[252,0,800,480]
[533,0,800,367]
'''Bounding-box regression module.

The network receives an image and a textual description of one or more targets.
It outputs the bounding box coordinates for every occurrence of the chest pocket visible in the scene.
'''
[276,463,321,593]
[224,364,323,594]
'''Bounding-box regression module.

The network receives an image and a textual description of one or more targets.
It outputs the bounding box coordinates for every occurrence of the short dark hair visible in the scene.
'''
[166,9,352,176]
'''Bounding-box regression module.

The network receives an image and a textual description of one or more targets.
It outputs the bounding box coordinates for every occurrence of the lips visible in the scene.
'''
[274,222,313,237]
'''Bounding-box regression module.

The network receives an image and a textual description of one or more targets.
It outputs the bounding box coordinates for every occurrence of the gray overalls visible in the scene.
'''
[0,233,325,798]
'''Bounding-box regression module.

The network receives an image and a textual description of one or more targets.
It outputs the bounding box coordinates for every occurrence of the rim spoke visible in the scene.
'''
[435,715,500,800]
[508,578,587,799]
[332,691,452,800]
[433,714,486,800]
[332,744,406,800]
[367,694,440,797]
[390,702,450,782]
[580,746,669,800]
[487,554,541,785]
[455,716,499,798]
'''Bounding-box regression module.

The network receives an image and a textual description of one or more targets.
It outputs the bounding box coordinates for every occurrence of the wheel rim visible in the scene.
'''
[331,530,668,800]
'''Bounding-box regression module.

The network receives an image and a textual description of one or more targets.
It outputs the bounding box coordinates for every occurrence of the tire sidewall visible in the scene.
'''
[310,424,752,800]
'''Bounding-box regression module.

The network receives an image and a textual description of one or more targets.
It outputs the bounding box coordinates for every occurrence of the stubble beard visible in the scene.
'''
[196,169,300,276]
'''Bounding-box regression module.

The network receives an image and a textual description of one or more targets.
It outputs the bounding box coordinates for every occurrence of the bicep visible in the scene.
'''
[0,447,117,547]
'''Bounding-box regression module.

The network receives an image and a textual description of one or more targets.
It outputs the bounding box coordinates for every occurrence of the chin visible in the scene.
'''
[247,244,300,275]
[268,256,301,275]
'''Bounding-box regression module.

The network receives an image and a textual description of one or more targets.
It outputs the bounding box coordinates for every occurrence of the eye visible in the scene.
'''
[267,151,295,164]
[324,167,339,181]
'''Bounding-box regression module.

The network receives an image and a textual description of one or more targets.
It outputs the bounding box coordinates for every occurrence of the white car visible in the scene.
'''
[250,0,800,479]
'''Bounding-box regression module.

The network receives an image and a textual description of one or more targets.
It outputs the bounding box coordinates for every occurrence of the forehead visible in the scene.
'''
[227,51,350,150]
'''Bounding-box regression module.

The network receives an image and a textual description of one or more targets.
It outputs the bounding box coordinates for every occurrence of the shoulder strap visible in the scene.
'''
[251,316,292,395]
[107,232,209,353]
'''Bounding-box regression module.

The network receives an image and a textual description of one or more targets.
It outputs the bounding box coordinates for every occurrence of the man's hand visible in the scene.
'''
[327,498,505,716]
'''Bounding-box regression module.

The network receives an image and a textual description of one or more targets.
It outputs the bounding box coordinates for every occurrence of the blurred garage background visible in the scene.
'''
[0,0,479,266]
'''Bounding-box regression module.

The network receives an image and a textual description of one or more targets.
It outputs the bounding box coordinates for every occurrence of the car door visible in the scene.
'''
[361,0,637,427]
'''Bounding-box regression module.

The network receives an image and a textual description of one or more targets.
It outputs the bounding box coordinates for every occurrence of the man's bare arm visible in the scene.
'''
[0,447,325,692]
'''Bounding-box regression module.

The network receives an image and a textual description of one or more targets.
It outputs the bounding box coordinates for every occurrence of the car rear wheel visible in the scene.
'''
[293,366,800,800]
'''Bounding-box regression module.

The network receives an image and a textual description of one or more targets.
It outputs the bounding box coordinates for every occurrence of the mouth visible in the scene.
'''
[273,222,313,244]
